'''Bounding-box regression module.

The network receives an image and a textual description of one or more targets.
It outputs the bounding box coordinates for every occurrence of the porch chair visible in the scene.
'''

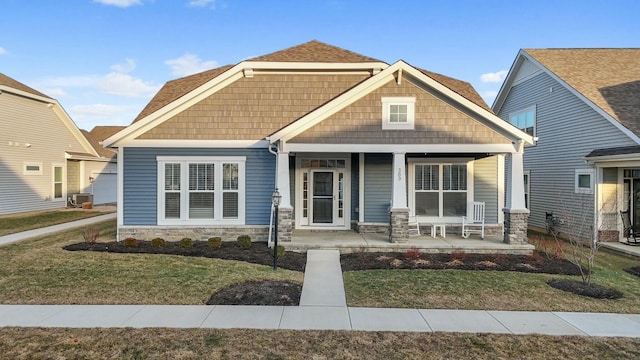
[408,216,421,237]
[462,202,485,239]
[620,210,639,245]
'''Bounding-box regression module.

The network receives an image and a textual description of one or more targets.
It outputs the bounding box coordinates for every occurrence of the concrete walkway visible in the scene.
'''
[0,213,116,247]
[1,226,639,336]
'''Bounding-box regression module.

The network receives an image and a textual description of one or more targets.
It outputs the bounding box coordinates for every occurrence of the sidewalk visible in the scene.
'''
[1,235,639,336]
[0,213,116,247]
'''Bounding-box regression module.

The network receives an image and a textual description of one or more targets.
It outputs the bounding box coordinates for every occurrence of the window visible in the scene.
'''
[509,106,536,136]
[52,165,64,200]
[157,156,245,225]
[24,162,42,175]
[575,169,594,194]
[523,171,530,209]
[381,97,415,129]
[411,163,469,218]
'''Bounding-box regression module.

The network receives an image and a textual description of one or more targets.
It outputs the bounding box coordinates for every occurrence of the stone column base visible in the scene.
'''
[277,207,293,243]
[390,208,409,243]
[503,208,530,245]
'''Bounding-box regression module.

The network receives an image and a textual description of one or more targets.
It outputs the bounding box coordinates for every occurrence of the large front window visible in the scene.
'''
[157,157,245,225]
[412,163,469,218]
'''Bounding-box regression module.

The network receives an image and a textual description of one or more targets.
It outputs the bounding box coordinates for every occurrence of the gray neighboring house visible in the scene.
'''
[493,49,640,243]
[0,73,118,215]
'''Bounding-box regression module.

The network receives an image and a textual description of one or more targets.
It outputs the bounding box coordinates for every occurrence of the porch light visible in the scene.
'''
[271,188,281,270]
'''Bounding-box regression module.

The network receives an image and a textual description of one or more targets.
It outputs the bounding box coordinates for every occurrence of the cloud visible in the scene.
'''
[480,70,508,83]
[481,90,499,104]
[42,88,68,98]
[188,0,215,8]
[96,72,159,97]
[111,58,136,73]
[70,104,141,126]
[0,47,6,55]
[93,0,142,7]
[165,53,219,77]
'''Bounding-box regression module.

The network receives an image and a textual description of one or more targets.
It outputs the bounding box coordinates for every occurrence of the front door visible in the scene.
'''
[312,171,334,224]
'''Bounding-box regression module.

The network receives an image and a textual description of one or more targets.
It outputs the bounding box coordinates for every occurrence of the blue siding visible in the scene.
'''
[123,147,275,225]
[364,153,392,222]
[497,72,636,229]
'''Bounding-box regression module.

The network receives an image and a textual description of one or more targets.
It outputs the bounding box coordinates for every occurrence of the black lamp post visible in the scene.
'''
[271,188,281,270]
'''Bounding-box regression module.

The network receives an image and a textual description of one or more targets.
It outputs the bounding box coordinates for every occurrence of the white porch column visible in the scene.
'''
[391,152,408,209]
[276,151,292,209]
[507,141,527,210]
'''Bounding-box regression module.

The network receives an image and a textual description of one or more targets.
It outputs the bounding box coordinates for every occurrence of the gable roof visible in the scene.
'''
[247,40,383,63]
[82,126,126,158]
[0,72,51,100]
[493,48,640,141]
[417,68,492,112]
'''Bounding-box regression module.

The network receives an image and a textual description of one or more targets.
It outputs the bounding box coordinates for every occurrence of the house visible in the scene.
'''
[492,48,640,243]
[0,73,119,215]
[104,41,533,244]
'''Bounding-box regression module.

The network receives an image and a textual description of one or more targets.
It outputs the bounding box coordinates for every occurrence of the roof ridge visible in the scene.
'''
[0,72,52,99]
[246,40,384,63]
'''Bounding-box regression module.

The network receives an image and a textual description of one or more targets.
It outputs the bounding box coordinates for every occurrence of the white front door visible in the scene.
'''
[296,157,350,229]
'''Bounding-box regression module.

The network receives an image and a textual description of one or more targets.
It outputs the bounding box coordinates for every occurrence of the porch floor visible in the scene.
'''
[285,230,534,255]
[600,241,640,258]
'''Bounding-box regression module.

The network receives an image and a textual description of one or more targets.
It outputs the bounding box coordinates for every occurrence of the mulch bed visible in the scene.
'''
[206,280,302,306]
[63,241,307,272]
[624,266,640,278]
[340,251,585,275]
[547,279,624,299]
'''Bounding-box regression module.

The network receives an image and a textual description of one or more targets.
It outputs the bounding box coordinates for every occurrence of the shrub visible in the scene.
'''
[526,251,544,262]
[271,245,285,259]
[450,250,468,262]
[180,237,193,249]
[491,253,507,263]
[123,237,137,247]
[82,227,100,244]
[236,235,252,249]
[151,237,166,248]
[208,237,222,249]
[403,247,422,260]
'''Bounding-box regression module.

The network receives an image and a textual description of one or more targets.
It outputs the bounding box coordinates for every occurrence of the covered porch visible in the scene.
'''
[285,229,534,255]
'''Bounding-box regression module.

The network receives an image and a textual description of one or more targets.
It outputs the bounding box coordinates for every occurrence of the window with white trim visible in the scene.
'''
[523,170,530,209]
[24,162,42,175]
[52,164,64,200]
[575,169,594,194]
[157,157,245,225]
[509,106,536,136]
[381,97,415,130]
[411,163,469,217]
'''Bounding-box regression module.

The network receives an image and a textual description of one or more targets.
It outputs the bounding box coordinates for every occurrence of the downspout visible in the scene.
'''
[267,138,278,247]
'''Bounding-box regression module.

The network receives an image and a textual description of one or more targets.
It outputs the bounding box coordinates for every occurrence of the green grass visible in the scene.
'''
[0,220,302,304]
[344,249,640,313]
[0,328,638,359]
[0,210,105,236]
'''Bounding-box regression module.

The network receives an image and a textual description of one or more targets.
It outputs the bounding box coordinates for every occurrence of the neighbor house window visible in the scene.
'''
[381,97,415,129]
[523,170,530,209]
[52,164,64,200]
[24,162,42,175]
[411,163,470,218]
[575,169,594,194]
[509,106,536,136]
[157,156,245,225]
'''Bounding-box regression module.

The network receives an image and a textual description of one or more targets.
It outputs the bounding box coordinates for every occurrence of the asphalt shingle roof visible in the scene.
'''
[0,73,51,99]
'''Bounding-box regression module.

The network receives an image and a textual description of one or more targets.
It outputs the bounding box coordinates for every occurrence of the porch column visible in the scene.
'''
[276,151,293,242]
[503,141,529,245]
[390,152,409,243]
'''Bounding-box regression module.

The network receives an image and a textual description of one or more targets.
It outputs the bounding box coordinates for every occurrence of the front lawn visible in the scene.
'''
[0,220,302,305]
[343,250,640,313]
[0,210,106,236]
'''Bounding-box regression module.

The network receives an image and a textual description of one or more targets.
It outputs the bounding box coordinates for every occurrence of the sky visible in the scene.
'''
[1,0,639,131]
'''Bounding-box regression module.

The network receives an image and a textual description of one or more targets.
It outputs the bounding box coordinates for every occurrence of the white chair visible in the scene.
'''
[462,202,485,239]
[408,216,421,237]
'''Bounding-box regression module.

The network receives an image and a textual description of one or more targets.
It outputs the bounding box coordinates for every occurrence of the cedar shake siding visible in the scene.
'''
[290,78,511,145]
[137,73,370,140]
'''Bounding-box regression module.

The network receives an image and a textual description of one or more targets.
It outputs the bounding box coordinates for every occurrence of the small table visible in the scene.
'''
[430,224,446,238]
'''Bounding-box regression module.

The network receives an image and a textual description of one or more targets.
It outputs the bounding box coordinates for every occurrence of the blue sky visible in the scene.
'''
[1,0,638,131]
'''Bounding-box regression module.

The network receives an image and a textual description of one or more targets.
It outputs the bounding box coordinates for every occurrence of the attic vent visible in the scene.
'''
[243,69,254,78]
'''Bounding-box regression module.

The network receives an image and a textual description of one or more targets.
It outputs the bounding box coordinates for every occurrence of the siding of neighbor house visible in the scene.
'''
[363,153,392,223]
[0,92,88,215]
[474,156,499,224]
[122,147,275,225]
[66,161,80,195]
[497,71,636,230]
